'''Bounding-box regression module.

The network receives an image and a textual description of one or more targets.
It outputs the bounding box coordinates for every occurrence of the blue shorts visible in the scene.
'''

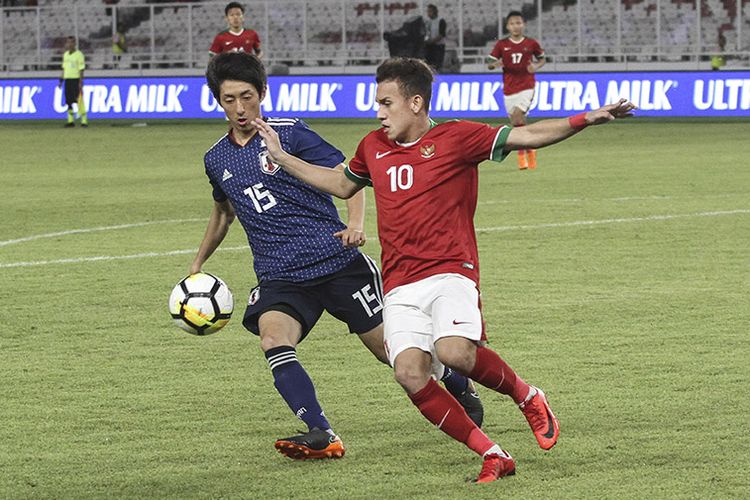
[242,253,383,340]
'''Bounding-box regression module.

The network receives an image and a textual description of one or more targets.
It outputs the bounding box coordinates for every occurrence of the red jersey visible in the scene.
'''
[346,121,511,294]
[489,37,544,95]
[209,29,262,55]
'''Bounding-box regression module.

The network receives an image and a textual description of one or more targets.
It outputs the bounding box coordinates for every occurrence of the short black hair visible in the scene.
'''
[376,57,434,112]
[206,52,266,100]
[427,4,438,13]
[505,10,524,24]
[225,2,244,15]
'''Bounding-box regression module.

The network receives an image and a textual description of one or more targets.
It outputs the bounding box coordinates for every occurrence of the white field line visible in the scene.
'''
[0,218,206,248]
[478,193,744,206]
[477,209,749,233]
[0,246,248,269]
[0,209,747,269]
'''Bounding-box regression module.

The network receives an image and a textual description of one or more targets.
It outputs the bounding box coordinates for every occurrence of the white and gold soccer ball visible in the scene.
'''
[168,273,233,335]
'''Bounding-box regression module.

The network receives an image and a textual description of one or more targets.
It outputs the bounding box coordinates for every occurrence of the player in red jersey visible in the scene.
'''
[209,2,263,58]
[488,11,545,169]
[252,57,635,483]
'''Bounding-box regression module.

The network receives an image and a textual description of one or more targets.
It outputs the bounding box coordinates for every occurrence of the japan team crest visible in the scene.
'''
[420,142,436,159]
[259,151,281,175]
[248,286,261,305]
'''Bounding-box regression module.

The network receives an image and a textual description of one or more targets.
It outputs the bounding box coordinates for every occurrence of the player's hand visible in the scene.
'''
[585,99,637,125]
[334,227,366,247]
[252,118,285,163]
[527,63,537,73]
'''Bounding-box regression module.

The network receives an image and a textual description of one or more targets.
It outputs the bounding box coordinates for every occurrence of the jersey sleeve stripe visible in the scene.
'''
[206,133,229,154]
[344,166,372,186]
[489,126,512,163]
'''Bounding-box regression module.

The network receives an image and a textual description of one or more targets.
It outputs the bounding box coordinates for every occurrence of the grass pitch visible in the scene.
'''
[1,118,749,499]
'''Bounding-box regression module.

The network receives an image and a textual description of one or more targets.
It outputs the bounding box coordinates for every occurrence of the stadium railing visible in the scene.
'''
[1,0,748,74]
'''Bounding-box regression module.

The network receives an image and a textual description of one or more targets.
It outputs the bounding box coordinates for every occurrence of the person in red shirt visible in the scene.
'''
[209,2,263,58]
[488,11,545,169]
[252,57,635,483]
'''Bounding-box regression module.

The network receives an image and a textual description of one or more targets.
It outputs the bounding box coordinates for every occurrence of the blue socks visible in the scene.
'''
[265,345,331,432]
[441,367,470,396]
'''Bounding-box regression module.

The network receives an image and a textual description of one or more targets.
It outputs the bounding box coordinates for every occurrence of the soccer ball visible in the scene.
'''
[168,273,234,335]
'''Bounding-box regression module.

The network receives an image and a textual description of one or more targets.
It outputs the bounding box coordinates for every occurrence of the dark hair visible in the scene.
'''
[206,52,266,100]
[427,4,438,13]
[505,10,524,24]
[376,57,434,112]
[225,2,244,15]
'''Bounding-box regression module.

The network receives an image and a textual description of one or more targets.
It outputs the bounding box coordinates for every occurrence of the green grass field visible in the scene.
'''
[1,118,748,499]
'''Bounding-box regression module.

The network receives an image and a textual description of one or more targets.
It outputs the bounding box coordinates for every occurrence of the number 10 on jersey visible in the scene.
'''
[386,164,413,192]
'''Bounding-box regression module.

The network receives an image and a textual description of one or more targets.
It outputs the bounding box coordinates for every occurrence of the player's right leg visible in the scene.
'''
[244,284,344,460]
[64,80,78,127]
[392,346,515,482]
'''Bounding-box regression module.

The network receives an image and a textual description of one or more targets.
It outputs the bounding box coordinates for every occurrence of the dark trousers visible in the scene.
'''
[424,43,445,71]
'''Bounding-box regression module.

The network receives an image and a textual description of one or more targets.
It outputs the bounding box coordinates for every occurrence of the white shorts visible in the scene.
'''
[383,273,483,375]
[504,88,535,116]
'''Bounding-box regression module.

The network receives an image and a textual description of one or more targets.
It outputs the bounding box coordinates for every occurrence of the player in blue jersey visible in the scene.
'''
[190,51,483,460]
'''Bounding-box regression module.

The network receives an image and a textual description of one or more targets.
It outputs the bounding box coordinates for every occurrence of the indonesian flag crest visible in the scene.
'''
[420,142,436,159]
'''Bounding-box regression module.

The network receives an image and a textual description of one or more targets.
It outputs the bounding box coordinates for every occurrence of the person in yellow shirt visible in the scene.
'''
[59,36,88,127]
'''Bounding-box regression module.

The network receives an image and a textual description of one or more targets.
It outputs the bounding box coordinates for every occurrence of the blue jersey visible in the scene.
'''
[204,117,359,282]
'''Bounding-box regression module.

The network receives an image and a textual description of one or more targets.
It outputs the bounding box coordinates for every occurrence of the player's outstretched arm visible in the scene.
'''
[252,118,362,199]
[335,174,367,247]
[505,98,636,151]
[189,200,235,275]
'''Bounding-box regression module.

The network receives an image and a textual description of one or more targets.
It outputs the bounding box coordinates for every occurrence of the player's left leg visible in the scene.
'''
[509,107,531,169]
[436,336,559,450]
[432,276,559,450]
[77,92,88,127]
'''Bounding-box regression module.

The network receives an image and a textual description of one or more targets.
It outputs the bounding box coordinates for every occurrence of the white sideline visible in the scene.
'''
[0,209,747,269]
[477,209,749,233]
[0,246,248,269]
[0,218,205,248]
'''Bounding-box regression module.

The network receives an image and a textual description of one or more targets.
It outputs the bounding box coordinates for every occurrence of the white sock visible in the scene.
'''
[522,386,538,404]
[483,444,510,459]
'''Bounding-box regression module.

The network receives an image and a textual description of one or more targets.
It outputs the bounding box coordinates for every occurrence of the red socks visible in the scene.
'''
[409,378,494,456]
[469,346,531,404]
